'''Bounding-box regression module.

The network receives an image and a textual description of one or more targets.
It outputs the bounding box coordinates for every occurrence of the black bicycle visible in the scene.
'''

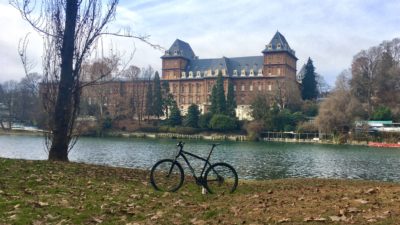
[150,142,238,194]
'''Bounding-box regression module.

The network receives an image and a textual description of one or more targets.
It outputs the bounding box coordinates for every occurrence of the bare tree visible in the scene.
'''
[273,77,302,111]
[11,0,159,161]
[0,81,19,130]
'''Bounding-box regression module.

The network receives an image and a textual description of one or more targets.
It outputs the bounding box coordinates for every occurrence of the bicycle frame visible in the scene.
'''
[173,142,217,183]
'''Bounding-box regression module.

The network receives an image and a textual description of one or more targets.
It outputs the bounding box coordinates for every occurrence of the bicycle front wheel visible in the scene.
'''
[150,159,184,192]
[205,162,238,194]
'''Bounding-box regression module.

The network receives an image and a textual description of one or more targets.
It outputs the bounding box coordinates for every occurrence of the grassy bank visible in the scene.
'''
[1,158,400,224]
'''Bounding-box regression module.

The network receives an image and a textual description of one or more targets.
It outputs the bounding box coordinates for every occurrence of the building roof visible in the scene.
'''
[161,39,196,60]
[185,56,264,77]
[262,31,297,59]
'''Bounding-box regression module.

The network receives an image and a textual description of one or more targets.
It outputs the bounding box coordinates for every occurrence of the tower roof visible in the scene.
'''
[262,31,297,58]
[161,39,196,60]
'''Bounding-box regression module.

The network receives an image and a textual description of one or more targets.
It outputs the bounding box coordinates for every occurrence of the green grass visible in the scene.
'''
[1,157,400,224]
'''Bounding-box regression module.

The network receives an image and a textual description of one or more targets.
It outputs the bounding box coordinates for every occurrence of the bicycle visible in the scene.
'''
[150,141,238,194]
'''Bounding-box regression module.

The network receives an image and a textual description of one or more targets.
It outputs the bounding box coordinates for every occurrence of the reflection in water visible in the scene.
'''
[1,135,400,181]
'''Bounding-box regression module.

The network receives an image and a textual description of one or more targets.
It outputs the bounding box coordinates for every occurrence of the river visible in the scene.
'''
[1,135,400,181]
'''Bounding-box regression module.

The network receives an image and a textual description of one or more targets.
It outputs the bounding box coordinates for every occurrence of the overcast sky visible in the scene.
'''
[0,0,399,85]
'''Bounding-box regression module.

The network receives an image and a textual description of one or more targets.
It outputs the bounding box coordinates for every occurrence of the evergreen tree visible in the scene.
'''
[226,80,237,117]
[215,71,226,114]
[153,71,163,118]
[301,58,318,100]
[184,104,200,127]
[161,80,173,118]
[168,101,182,126]
[145,83,153,119]
[210,85,218,114]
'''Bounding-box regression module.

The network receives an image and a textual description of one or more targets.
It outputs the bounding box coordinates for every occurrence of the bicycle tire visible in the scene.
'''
[204,162,238,194]
[150,159,184,192]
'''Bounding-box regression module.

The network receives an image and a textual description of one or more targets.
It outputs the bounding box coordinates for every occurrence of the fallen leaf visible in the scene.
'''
[277,218,291,223]
[190,218,206,225]
[329,215,348,222]
[36,201,49,207]
[314,217,327,222]
[354,199,369,204]
[365,188,379,194]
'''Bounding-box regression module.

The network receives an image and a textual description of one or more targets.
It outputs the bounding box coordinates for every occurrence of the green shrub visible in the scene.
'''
[198,112,213,129]
[209,114,237,131]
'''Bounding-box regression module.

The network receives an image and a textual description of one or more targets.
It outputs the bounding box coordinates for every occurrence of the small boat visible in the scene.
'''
[368,142,400,148]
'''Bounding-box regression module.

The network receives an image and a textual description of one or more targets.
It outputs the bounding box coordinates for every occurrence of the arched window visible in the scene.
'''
[188,71,193,78]
[181,72,186,78]
[233,70,238,76]
[241,69,246,76]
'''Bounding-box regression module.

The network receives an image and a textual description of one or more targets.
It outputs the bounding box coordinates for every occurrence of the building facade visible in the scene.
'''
[161,31,297,120]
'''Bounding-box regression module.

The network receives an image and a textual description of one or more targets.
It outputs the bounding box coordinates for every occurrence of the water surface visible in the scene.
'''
[1,135,400,181]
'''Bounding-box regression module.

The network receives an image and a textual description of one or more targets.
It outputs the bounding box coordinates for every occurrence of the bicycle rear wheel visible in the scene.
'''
[150,159,184,192]
[204,162,238,194]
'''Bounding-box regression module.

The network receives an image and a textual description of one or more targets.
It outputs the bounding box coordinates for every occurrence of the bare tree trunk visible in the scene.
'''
[48,0,78,161]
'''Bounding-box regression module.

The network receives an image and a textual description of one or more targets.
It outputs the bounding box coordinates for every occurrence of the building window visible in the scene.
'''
[258,69,263,76]
[196,83,201,93]
[241,69,246,76]
[189,71,193,78]
[250,85,253,91]
[268,84,272,91]
[189,84,192,93]
[181,85,185,93]
[233,70,238,76]
[181,72,186,78]
[258,85,262,91]
[277,43,281,49]
[249,69,254,76]
[277,68,281,75]
[196,71,201,77]
[268,44,272,50]
[233,85,236,91]
[241,85,245,91]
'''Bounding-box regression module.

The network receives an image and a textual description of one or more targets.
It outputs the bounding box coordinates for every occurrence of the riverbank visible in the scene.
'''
[0,129,395,148]
[1,158,399,224]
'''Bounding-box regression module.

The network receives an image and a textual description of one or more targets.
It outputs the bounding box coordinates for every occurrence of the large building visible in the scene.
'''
[161,31,297,120]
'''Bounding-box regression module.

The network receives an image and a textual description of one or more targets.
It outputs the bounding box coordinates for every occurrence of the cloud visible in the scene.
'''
[1,0,399,85]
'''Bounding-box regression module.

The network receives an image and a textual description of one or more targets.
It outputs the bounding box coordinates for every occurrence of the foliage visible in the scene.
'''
[184,104,200,128]
[210,72,226,115]
[153,71,164,118]
[209,114,237,131]
[226,80,237,117]
[317,38,400,133]
[168,101,182,126]
[198,112,213,129]
[301,58,319,100]
[145,83,154,118]
[371,106,392,121]
[301,100,318,117]
[161,80,174,119]
[244,121,265,141]
[250,92,271,120]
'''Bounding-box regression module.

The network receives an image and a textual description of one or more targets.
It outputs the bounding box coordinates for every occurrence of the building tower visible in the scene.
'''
[262,31,297,78]
[161,39,196,80]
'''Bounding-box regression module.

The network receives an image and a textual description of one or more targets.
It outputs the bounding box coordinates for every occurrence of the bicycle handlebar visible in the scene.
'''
[177,141,185,147]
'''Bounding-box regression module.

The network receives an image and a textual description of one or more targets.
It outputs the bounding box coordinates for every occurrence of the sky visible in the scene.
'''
[0,0,399,85]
